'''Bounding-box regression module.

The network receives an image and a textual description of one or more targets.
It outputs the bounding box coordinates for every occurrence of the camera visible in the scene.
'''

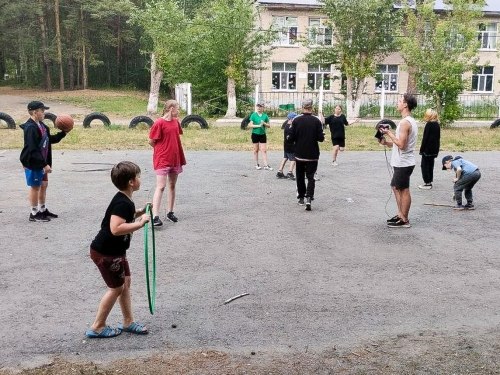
[374,119,395,140]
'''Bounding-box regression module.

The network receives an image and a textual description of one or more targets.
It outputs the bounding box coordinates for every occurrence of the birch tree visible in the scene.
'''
[399,0,483,126]
[308,0,402,118]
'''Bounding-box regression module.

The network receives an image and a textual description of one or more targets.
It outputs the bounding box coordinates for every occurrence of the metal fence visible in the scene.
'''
[244,92,500,120]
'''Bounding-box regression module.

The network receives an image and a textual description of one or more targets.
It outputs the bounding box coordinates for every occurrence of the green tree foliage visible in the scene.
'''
[308,0,402,118]
[133,0,274,117]
[0,0,149,90]
[399,0,484,126]
[187,0,275,116]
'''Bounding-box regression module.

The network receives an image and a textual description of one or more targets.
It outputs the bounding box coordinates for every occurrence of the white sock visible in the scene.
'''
[31,206,38,215]
[39,204,46,212]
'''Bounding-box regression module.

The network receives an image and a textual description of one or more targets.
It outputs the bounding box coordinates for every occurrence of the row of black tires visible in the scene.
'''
[0,112,209,129]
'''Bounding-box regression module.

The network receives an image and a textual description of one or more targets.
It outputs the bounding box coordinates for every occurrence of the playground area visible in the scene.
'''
[0,149,500,374]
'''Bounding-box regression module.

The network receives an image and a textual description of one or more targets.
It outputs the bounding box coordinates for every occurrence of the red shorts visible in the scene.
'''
[90,248,130,288]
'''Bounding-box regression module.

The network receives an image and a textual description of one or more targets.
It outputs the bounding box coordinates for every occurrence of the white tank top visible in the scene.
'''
[391,116,418,167]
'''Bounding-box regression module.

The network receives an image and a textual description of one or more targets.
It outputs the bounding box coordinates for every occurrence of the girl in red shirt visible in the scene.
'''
[148,100,186,226]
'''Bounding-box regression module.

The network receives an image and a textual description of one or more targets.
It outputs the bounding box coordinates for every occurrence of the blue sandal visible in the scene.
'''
[118,322,148,335]
[86,326,122,338]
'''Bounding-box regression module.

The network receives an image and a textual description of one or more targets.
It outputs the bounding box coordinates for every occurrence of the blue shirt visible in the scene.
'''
[451,157,478,176]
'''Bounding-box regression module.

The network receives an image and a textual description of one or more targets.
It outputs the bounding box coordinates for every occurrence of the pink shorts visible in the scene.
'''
[155,165,183,176]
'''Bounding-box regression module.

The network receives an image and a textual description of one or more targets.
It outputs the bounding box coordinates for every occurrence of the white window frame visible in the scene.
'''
[375,65,399,92]
[308,18,332,46]
[272,16,298,46]
[272,62,297,91]
[307,64,331,91]
[472,66,494,92]
[478,23,498,50]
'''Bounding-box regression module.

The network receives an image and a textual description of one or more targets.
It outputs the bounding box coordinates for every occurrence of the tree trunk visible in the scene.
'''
[147,53,163,115]
[68,57,74,90]
[345,77,363,119]
[80,7,87,89]
[225,77,237,118]
[116,15,121,86]
[54,0,64,90]
[38,0,52,91]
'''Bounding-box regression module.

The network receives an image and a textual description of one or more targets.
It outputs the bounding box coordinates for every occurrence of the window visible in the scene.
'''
[375,65,398,92]
[307,65,331,90]
[478,23,498,50]
[272,16,298,46]
[272,63,297,90]
[472,66,494,92]
[308,18,332,45]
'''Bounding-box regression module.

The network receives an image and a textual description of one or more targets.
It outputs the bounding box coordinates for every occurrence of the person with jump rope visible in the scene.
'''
[86,161,150,338]
[378,93,418,228]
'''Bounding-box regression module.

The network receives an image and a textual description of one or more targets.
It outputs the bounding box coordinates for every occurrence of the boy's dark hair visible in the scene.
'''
[403,93,417,111]
[111,161,141,190]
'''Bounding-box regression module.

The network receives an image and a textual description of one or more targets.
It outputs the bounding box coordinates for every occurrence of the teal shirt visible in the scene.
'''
[249,112,270,135]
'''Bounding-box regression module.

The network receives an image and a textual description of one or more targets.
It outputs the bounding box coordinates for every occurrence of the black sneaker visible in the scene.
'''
[464,203,475,210]
[305,197,312,211]
[166,212,178,223]
[286,172,295,180]
[42,209,58,218]
[387,215,399,223]
[153,216,163,227]
[387,219,410,228]
[29,212,50,222]
[297,198,305,206]
[453,204,465,210]
[276,171,286,179]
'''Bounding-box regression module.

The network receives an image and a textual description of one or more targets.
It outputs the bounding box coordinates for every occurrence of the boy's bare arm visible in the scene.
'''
[110,214,150,236]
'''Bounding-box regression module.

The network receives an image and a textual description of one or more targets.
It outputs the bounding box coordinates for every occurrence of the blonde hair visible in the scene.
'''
[423,108,439,123]
[162,100,178,116]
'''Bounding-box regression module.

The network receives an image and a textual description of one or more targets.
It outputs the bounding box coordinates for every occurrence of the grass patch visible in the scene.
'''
[2,124,500,152]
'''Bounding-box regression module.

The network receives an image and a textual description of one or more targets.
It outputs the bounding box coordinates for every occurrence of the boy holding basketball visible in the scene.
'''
[86,161,150,338]
[20,101,69,222]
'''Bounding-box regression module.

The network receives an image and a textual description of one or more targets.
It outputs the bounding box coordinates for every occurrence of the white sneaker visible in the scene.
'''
[255,164,262,170]
[332,161,339,166]
[314,173,320,181]
[263,165,273,171]
[418,184,432,190]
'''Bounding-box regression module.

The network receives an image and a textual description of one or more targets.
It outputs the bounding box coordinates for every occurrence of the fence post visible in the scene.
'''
[497,94,500,118]
[187,83,192,116]
[380,85,385,119]
[255,84,259,112]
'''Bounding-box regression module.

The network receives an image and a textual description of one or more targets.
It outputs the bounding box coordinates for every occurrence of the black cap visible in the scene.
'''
[27,101,50,111]
[442,155,453,170]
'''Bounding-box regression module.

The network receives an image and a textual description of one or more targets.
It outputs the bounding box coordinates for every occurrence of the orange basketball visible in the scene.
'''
[55,114,74,132]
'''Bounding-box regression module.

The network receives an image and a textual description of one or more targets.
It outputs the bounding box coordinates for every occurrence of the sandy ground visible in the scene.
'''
[0,145,500,373]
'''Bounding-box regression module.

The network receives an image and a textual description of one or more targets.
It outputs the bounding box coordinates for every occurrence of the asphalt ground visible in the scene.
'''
[0,149,499,371]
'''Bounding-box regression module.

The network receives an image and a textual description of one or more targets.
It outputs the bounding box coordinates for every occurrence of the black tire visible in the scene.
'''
[181,114,208,129]
[241,114,251,130]
[83,112,111,128]
[490,119,500,128]
[129,116,154,128]
[376,118,397,130]
[281,119,288,130]
[44,112,58,128]
[0,112,16,129]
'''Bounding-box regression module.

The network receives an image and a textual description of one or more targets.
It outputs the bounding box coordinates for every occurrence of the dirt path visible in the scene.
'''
[1,145,500,374]
[0,87,135,125]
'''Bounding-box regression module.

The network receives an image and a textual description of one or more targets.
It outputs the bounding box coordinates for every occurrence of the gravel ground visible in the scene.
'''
[1,148,500,373]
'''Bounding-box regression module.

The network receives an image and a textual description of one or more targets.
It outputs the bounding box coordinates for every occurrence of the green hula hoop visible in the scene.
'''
[144,204,156,314]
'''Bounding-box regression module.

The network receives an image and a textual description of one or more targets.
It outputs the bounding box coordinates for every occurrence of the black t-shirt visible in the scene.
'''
[325,114,348,139]
[91,192,135,256]
[283,122,295,153]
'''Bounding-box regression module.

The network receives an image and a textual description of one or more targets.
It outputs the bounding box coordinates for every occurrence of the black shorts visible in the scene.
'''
[391,166,415,190]
[251,133,267,144]
[332,138,345,147]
